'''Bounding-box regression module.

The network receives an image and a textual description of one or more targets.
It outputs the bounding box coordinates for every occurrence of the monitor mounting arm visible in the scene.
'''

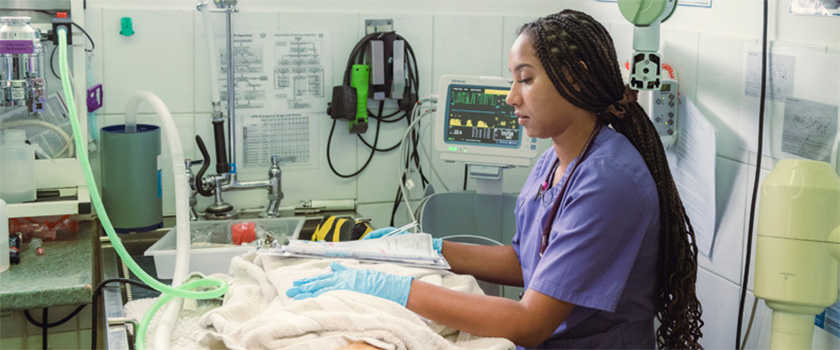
[617,0,677,90]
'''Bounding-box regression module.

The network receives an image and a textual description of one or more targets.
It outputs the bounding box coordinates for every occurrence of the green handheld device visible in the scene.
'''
[350,64,370,133]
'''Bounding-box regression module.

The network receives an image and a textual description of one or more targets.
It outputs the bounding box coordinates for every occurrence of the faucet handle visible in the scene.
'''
[271,155,280,166]
[185,159,204,170]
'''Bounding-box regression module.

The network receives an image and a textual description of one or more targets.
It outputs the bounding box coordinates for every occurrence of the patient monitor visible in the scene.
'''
[434,75,538,194]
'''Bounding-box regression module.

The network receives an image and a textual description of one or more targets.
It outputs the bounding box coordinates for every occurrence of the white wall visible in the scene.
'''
[81,0,840,348]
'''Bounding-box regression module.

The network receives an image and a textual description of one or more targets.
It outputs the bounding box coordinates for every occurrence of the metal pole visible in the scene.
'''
[225,8,236,168]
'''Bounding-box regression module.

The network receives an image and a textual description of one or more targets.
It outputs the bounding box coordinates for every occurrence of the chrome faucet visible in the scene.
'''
[217,156,284,218]
[193,136,285,220]
[266,156,284,217]
[192,0,285,220]
[185,159,200,221]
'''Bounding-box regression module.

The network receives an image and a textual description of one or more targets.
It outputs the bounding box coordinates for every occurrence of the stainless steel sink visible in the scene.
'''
[96,210,358,349]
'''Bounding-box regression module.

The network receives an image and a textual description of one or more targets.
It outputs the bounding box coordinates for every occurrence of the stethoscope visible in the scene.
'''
[537,123,602,259]
[518,123,602,301]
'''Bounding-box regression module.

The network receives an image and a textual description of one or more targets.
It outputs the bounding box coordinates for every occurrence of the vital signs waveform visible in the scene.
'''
[450,91,503,106]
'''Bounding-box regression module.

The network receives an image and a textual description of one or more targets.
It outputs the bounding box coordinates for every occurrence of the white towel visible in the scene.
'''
[196,252,514,350]
[124,252,514,350]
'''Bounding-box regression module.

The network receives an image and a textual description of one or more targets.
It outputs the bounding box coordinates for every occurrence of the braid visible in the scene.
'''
[521,10,704,349]
[615,102,705,349]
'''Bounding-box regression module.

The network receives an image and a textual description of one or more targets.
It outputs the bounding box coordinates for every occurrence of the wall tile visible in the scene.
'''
[193,11,280,114]
[102,8,194,115]
[0,336,24,349]
[0,310,26,338]
[696,33,757,163]
[695,268,741,349]
[698,157,748,285]
[431,14,505,92]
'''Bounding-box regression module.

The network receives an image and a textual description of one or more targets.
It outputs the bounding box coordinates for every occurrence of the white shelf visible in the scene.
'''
[6,186,90,218]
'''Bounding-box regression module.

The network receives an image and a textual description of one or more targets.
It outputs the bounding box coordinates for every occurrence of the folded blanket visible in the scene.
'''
[195,252,515,350]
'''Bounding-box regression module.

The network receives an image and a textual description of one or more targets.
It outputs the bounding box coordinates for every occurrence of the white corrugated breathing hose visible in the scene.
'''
[123,92,192,350]
[57,27,227,350]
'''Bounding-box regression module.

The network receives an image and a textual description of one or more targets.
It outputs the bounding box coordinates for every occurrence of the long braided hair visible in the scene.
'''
[519,10,704,349]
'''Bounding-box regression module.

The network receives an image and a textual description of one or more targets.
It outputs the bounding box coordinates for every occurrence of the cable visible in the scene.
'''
[736,0,769,348]
[358,100,402,152]
[463,164,469,191]
[389,183,403,227]
[0,120,75,158]
[391,97,436,225]
[441,234,504,246]
[23,305,86,350]
[31,10,96,53]
[58,29,227,350]
[326,118,381,178]
[71,21,95,52]
[397,100,438,225]
[413,193,433,222]
[50,44,60,79]
[326,31,420,178]
[91,278,155,350]
[740,298,759,350]
[23,305,86,328]
[415,118,449,192]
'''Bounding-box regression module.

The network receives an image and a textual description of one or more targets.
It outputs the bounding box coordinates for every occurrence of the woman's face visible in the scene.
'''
[506,33,578,139]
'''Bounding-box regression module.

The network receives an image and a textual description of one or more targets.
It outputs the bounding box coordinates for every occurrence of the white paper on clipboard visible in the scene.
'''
[259,233,450,269]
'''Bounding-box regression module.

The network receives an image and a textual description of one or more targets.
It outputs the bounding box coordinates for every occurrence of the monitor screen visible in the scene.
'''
[435,75,538,167]
[444,85,520,149]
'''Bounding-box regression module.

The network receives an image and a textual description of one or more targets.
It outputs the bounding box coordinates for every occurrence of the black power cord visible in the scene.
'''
[326,117,383,178]
[33,9,97,53]
[23,305,87,328]
[736,0,769,348]
[326,30,430,225]
[463,164,469,191]
[326,31,421,179]
[47,23,96,79]
[23,305,87,350]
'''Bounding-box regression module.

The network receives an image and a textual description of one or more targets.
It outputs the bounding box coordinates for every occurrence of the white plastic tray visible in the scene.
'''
[144,217,304,279]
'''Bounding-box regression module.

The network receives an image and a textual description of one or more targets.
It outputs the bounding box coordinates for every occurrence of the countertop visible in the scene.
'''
[0,220,97,310]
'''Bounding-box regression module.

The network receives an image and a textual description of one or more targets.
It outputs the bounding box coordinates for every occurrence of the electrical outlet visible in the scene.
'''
[650,80,678,149]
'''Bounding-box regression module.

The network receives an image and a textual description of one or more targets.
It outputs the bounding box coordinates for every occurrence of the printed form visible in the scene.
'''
[267,233,450,269]
[666,96,717,257]
[216,30,332,169]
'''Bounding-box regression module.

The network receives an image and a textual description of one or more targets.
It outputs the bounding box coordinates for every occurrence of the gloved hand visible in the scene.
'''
[362,226,443,254]
[286,262,414,306]
[361,226,396,240]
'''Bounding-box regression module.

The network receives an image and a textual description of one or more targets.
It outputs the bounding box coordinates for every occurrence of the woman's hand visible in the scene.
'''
[286,262,414,306]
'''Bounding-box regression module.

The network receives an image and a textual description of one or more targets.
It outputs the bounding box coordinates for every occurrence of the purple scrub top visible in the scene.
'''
[513,126,660,349]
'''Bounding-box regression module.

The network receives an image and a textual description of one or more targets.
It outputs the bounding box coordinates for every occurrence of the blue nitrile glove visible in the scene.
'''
[361,226,396,240]
[286,262,414,306]
[362,227,443,254]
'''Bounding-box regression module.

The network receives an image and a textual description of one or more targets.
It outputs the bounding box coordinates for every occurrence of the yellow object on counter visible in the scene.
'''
[311,216,372,242]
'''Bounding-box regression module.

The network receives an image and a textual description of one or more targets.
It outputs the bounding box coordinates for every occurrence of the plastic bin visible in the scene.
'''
[144,217,304,279]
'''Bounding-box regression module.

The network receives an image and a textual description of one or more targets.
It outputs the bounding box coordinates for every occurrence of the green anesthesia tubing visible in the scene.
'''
[58,28,228,350]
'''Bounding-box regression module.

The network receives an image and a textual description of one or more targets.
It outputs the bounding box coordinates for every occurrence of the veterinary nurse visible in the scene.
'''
[289,10,703,349]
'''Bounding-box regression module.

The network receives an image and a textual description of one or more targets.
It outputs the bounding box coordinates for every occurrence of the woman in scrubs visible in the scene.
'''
[289,9,703,349]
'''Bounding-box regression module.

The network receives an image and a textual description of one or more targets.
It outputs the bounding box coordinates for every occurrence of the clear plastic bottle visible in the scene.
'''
[0,129,36,203]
